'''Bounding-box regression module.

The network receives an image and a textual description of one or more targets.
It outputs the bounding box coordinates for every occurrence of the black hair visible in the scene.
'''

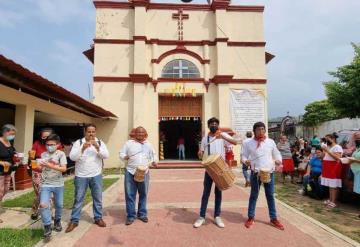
[246,131,253,138]
[315,147,323,152]
[325,132,339,141]
[304,147,312,154]
[253,122,266,132]
[207,117,219,127]
[84,124,97,132]
[39,128,53,137]
[46,134,60,143]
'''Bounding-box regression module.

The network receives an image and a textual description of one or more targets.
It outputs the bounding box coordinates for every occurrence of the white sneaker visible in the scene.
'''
[193,217,205,228]
[215,217,225,228]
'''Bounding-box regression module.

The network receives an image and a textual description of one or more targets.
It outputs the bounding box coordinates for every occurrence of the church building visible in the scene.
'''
[84,0,274,166]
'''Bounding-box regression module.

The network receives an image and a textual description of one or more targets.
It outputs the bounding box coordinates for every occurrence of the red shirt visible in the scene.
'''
[32,140,47,158]
[178,138,185,145]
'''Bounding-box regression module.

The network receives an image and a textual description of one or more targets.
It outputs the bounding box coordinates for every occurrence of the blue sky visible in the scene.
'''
[1,0,360,118]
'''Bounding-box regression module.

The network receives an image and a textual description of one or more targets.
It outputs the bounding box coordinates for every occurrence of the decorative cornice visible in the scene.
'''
[94,37,266,47]
[210,75,233,84]
[129,73,151,83]
[211,0,230,10]
[93,1,264,13]
[93,75,267,85]
[152,46,210,65]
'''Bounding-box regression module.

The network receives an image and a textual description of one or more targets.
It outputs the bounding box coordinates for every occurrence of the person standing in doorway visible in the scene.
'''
[65,124,109,233]
[177,136,185,160]
[193,117,237,229]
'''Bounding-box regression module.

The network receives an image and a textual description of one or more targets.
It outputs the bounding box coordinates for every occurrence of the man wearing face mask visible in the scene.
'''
[193,117,237,228]
[29,128,54,220]
[0,124,18,223]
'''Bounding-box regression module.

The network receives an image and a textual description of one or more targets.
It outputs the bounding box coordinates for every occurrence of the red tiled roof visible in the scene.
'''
[0,54,116,118]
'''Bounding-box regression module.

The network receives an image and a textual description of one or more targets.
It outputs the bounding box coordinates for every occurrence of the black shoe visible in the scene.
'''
[138,217,148,223]
[53,219,62,232]
[44,224,52,239]
[125,219,134,225]
[31,213,39,220]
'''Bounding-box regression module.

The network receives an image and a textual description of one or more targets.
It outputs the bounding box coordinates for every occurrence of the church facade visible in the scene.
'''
[87,0,273,165]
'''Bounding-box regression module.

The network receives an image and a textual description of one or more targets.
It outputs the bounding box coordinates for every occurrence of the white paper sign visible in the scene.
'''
[230,89,266,136]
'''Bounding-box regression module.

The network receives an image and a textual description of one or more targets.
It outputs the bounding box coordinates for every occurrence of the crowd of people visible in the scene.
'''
[1,120,359,241]
[240,132,360,210]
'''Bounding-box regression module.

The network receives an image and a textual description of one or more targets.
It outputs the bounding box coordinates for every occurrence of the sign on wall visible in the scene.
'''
[230,89,266,136]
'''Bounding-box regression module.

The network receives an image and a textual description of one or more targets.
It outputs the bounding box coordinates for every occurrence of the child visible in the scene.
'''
[39,134,67,239]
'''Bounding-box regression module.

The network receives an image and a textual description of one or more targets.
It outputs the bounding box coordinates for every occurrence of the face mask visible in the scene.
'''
[326,140,332,145]
[46,145,56,153]
[355,140,360,148]
[40,139,46,145]
[6,135,15,141]
[209,126,218,133]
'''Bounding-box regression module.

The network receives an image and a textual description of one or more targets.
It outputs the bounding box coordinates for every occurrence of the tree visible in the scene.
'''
[302,100,340,127]
[324,43,360,118]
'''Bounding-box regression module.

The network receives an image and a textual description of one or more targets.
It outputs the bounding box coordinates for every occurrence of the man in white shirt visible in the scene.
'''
[65,124,109,233]
[119,127,157,225]
[193,117,237,229]
[241,122,284,230]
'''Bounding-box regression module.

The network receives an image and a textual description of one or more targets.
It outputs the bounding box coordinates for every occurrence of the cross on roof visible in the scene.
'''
[172,9,189,41]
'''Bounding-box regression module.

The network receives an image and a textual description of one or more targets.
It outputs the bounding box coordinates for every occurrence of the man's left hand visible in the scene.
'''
[275,160,282,166]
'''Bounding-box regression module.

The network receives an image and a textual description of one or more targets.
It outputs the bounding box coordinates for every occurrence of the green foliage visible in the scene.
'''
[324,43,360,118]
[302,100,340,126]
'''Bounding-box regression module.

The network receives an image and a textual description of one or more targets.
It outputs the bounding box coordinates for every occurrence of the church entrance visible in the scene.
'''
[159,96,202,161]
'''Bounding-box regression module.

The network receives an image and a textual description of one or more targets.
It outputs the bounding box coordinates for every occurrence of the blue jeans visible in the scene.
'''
[40,186,64,226]
[70,174,103,224]
[200,172,222,218]
[125,170,150,220]
[303,172,322,196]
[248,172,277,220]
[242,163,250,182]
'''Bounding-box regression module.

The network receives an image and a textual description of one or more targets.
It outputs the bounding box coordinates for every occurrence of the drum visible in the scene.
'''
[202,154,235,191]
[134,165,148,182]
[259,168,271,183]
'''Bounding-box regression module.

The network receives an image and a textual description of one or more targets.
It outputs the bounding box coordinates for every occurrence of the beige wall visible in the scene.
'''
[93,5,268,166]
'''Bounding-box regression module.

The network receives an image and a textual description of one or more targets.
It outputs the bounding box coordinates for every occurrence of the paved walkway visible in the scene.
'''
[41,169,358,247]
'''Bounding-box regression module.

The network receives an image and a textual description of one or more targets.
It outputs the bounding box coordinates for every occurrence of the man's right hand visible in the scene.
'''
[81,142,91,153]
[245,160,251,166]
[124,156,129,160]
[198,151,204,159]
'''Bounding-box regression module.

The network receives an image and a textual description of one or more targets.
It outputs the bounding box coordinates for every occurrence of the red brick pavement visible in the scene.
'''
[75,169,322,247]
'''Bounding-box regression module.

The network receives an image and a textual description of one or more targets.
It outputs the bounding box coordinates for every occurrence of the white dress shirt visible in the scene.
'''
[200,133,232,160]
[241,138,282,172]
[69,138,109,178]
[119,140,157,175]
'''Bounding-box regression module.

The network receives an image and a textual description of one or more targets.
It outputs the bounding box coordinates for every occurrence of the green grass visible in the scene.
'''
[3,178,119,209]
[0,229,43,247]
[102,167,125,176]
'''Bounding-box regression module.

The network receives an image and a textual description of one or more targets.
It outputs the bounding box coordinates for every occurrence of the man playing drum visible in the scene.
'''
[193,117,237,228]
[119,127,157,225]
[241,122,285,230]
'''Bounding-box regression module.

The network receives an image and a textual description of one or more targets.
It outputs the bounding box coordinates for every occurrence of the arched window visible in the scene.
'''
[161,59,200,78]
